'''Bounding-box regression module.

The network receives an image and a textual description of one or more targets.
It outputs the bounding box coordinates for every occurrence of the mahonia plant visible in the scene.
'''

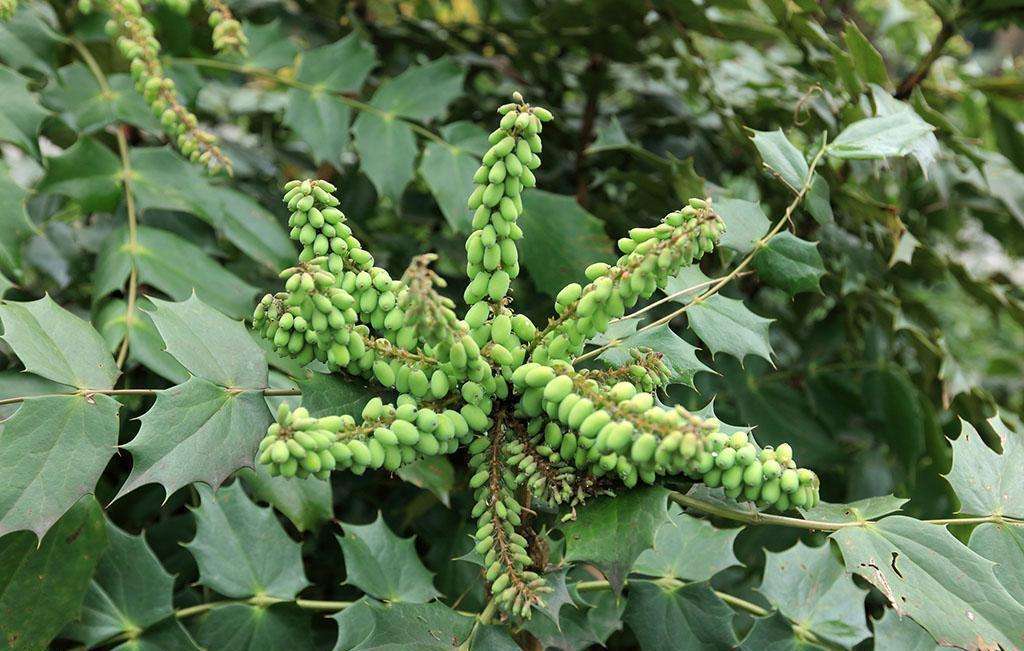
[70,0,233,174]
[252,94,820,619]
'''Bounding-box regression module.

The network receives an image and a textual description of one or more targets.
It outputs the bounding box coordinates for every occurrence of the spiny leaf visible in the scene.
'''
[623,580,739,651]
[753,232,825,296]
[114,378,272,502]
[0,160,33,279]
[147,294,268,389]
[330,598,474,651]
[37,137,122,212]
[0,497,107,651]
[945,414,1023,518]
[597,322,712,389]
[352,112,417,205]
[686,294,774,364]
[759,541,871,647]
[632,502,741,582]
[0,395,118,538]
[367,57,464,122]
[193,603,315,651]
[240,465,332,534]
[185,482,309,600]
[337,513,440,603]
[0,295,119,389]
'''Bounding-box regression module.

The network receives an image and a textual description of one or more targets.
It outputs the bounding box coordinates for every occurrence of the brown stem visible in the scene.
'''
[574,55,604,206]
[895,20,955,99]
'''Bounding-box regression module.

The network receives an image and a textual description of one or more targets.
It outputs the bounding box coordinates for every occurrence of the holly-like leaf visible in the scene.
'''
[946,414,1023,518]
[42,63,160,134]
[562,487,670,593]
[715,197,770,255]
[37,137,122,212]
[871,610,941,651]
[353,112,417,205]
[969,523,1024,605]
[519,190,616,296]
[185,482,309,600]
[240,465,332,534]
[686,294,774,364]
[94,225,258,320]
[64,521,175,648]
[244,20,299,69]
[337,513,440,603]
[828,112,936,160]
[0,65,47,157]
[0,395,118,538]
[283,34,376,165]
[122,619,201,651]
[524,589,625,651]
[598,322,712,389]
[0,161,33,279]
[842,22,889,87]
[368,58,464,122]
[832,515,1024,648]
[632,503,741,581]
[331,599,474,651]
[759,541,871,647]
[419,123,489,232]
[129,148,294,271]
[192,603,315,651]
[296,372,381,418]
[0,497,107,651]
[0,295,119,389]
[0,370,63,419]
[147,294,268,389]
[800,495,908,523]
[753,233,825,296]
[395,456,456,507]
[95,297,190,384]
[114,378,272,502]
[624,580,738,651]
[740,612,824,650]
[749,129,831,223]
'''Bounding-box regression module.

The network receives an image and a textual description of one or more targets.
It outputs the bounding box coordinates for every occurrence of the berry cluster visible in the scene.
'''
[253,95,819,619]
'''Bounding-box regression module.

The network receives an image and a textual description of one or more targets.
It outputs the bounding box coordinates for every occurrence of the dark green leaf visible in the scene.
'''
[863,366,924,473]
[94,225,258,319]
[64,521,175,647]
[0,370,64,419]
[129,148,294,271]
[353,112,417,204]
[750,129,809,193]
[95,297,190,384]
[283,90,353,167]
[420,136,479,231]
[715,198,770,255]
[395,456,456,507]
[832,515,1024,648]
[38,137,122,212]
[0,295,119,389]
[193,603,315,651]
[42,63,159,134]
[114,378,272,502]
[0,161,33,279]
[0,65,47,156]
[562,487,670,593]
[969,523,1024,606]
[296,372,381,418]
[759,542,870,647]
[185,482,309,600]
[338,513,440,603]
[753,232,825,296]
[871,609,941,651]
[632,503,740,581]
[946,415,1023,518]
[117,619,201,651]
[331,599,474,650]
[147,294,268,388]
[524,589,624,651]
[0,394,118,538]
[368,58,464,122]
[0,497,107,650]
[842,22,889,87]
[295,34,376,93]
[800,495,908,523]
[244,20,299,70]
[686,294,774,363]
[519,190,615,296]
[740,612,825,650]
[240,465,332,534]
[624,580,738,651]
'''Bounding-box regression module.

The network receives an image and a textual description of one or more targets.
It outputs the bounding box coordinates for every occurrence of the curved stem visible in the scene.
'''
[171,57,450,148]
[0,387,300,407]
[70,38,139,369]
[895,19,955,99]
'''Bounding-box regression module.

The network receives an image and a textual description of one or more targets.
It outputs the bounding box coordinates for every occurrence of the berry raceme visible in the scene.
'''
[511,363,820,510]
[531,199,724,364]
[94,0,231,174]
[464,92,552,308]
[252,97,821,621]
[258,398,481,479]
[204,0,248,55]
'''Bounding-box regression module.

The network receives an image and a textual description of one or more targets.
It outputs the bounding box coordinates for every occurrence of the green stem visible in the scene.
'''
[170,57,450,148]
[0,387,300,407]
